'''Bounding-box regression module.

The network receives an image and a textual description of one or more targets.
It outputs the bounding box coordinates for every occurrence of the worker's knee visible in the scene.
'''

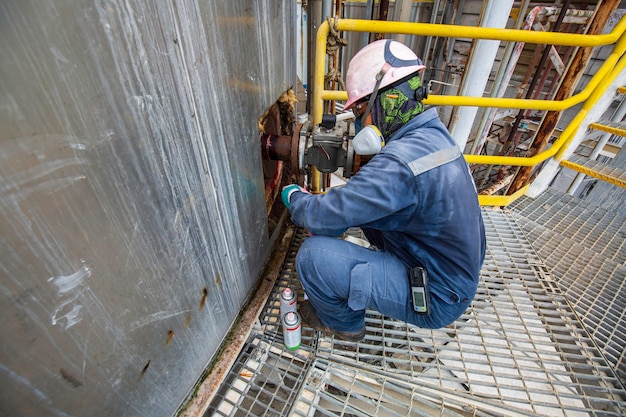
[296,236,370,300]
[296,236,340,288]
[296,235,346,271]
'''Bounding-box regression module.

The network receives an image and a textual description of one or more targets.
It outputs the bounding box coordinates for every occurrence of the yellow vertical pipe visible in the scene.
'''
[310,21,331,193]
[313,20,330,127]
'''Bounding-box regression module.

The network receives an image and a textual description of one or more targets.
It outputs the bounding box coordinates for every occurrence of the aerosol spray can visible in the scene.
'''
[282,311,301,350]
[280,287,297,317]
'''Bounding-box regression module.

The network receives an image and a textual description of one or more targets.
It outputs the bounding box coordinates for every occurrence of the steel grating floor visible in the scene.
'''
[508,190,626,384]
[206,209,626,416]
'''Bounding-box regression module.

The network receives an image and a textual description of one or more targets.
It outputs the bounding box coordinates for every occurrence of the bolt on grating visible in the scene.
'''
[207,211,626,416]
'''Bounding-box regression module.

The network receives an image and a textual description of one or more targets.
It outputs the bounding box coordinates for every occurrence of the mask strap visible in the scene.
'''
[361,62,389,124]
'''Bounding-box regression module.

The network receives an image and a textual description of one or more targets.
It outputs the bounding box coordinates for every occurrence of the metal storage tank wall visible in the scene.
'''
[0,1,295,416]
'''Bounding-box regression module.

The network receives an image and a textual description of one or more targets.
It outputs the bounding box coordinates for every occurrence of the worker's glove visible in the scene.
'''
[281,184,307,208]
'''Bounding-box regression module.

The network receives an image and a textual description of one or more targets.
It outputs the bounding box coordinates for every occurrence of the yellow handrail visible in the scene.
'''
[314,17,626,126]
[338,19,626,46]
[465,50,626,166]
[478,185,529,207]
[554,54,626,161]
[312,16,626,204]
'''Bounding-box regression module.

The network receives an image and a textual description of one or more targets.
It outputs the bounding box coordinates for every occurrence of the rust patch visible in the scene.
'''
[200,287,208,311]
[166,330,174,346]
[60,369,82,388]
[258,88,296,136]
[258,88,299,237]
[140,360,151,378]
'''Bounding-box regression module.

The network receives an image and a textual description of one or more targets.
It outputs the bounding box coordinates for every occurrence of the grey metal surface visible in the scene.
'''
[509,189,626,265]
[582,140,626,217]
[208,211,626,416]
[0,1,295,416]
[508,190,626,386]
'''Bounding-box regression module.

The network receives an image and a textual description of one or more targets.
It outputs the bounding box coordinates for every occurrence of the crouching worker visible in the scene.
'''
[281,40,486,342]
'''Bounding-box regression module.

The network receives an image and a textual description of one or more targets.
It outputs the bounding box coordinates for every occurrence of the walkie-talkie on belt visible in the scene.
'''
[409,267,430,314]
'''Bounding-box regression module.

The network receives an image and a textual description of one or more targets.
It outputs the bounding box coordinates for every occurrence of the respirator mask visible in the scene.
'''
[352,101,385,155]
[353,125,384,155]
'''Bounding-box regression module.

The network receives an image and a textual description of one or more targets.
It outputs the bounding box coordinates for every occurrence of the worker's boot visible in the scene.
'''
[299,300,365,342]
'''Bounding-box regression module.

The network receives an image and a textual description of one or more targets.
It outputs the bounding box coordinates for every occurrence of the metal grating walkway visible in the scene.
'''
[508,189,626,387]
[508,189,626,265]
[560,155,626,189]
[206,209,626,416]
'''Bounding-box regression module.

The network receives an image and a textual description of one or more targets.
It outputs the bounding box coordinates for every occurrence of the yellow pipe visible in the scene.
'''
[559,160,626,189]
[554,54,626,161]
[314,21,331,126]
[588,121,626,137]
[321,90,594,111]
[321,90,348,102]
[310,166,322,193]
[313,16,626,125]
[466,56,625,167]
[465,41,626,166]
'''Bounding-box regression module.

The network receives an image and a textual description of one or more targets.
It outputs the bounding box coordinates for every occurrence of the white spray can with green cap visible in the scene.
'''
[282,311,301,350]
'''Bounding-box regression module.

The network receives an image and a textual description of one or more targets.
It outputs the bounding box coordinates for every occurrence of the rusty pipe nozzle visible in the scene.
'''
[261,133,293,162]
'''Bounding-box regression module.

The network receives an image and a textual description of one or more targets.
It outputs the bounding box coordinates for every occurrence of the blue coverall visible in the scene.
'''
[288,107,486,333]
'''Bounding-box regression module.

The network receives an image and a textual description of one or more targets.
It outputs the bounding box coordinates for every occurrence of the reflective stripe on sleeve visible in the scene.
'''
[408,146,462,176]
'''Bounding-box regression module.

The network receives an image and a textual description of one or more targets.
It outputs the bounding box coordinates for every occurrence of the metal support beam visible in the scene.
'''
[448,0,515,151]
[528,71,626,197]
[509,0,620,194]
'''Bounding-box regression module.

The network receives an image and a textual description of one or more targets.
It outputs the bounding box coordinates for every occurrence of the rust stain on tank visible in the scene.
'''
[200,287,208,311]
[140,360,151,379]
[60,369,82,388]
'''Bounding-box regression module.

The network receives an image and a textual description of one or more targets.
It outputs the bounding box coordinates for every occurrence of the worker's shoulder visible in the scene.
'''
[383,126,459,177]
[385,126,453,156]
[379,136,434,170]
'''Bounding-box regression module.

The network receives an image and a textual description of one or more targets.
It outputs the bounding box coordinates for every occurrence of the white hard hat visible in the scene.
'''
[344,40,426,110]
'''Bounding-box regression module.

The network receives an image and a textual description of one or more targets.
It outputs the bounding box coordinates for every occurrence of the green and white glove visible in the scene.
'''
[281,184,307,208]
